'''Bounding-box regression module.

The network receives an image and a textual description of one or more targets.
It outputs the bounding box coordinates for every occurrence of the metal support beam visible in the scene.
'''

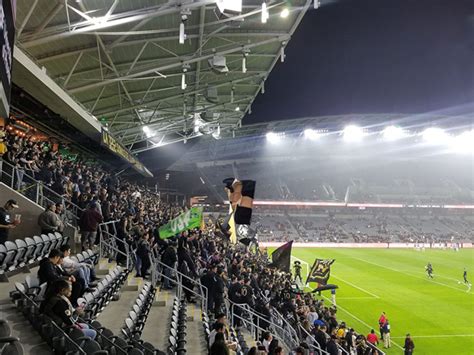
[28,2,64,37]
[63,51,84,87]
[17,0,40,37]
[68,35,289,94]
[96,73,264,117]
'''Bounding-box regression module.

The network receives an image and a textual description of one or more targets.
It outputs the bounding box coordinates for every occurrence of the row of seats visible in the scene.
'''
[77,266,129,320]
[201,312,248,355]
[168,298,187,355]
[10,248,99,304]
[11,264,133,354]
[0,319,25,355]
[0,232,69,278]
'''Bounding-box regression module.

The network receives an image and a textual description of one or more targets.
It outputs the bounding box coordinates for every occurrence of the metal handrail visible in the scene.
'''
[0,159,84,226]
[298,325,331,355]
[226,299,299,350]
[98,220,131,270]
[151,253,208,311]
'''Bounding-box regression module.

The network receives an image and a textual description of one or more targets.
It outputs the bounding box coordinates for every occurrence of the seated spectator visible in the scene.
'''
[39,279,96,339]
[209,332,229,355]
[38,203,63,235]
[79,203,103,251]
[38,249,85,306]
[59,244,97,289]
[367,329,379,346]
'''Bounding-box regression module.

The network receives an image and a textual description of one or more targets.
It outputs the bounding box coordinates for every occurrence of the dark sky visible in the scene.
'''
[245,0,474,124]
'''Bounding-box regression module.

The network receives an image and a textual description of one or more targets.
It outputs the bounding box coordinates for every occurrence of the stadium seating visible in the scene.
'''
[0,319,25,355]
[168,297,187,355]
[0,232,70,282]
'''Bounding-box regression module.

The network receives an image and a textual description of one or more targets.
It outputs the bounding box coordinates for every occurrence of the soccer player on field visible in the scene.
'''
[463,268,469,284]
[425,262,433,279]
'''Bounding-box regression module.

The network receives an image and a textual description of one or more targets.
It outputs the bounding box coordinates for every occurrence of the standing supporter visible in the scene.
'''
[79,203,103,250]
[38,203,63,235]
[0,199,20,244]
[161,241,177,289]
[378,311,386,337]
[135,233,151,278]
[382,319,391,348]
[404,333,415,355]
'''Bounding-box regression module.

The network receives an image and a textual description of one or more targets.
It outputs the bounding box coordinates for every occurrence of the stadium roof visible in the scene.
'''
[14,0,311,153]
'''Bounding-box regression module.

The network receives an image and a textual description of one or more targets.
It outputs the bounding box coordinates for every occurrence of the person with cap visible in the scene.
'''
[38,203,63,235]
[0,199,20,244]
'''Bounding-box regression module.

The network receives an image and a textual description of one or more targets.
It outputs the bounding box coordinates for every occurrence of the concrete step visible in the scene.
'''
[141,289,175,352]
[94,275,143,335]
[185,303,208,355]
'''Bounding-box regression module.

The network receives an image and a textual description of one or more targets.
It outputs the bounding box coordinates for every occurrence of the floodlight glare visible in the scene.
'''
[450,130,474,154]
[382,125,408,141]
[143,126,153,138]
[304,129,320,140]
[266,131,284,143]
[280,8,289,18]
[343,125,364,142]
[421,127,450,144]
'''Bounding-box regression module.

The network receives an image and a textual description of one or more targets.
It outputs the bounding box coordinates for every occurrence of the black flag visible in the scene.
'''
[269,241,293,273]
[306,259,335,285]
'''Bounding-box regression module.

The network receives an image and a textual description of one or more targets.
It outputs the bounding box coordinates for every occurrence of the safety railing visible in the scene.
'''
[98,220,131,270]
[226,299,299,351]
[0,159,83,227]
[298,325,330,355]
[151,251,208,311]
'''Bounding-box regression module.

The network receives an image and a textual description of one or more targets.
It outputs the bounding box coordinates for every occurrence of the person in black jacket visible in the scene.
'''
[38,249,84,306]
[214,268,226,315]
[161,242,177,289]
[136,233,151,278]
[326,334,339,355]
[39,279,96,339]
[201,264,218,313]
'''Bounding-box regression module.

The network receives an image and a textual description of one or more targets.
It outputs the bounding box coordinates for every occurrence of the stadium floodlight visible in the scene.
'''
[143,126,153,138]
[280,8,289,18]
[382,125,408,141]
[450,130,474,154]
[235,106,240,111]
[304,129,320,140]
[421,127,451,144]
[266,131,284,143]
[343,125,365,142]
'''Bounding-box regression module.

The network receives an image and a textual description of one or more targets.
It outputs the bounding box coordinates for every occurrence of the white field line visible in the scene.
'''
[336,296,377,300]
[320,295,405,351]
[392,334,474,339]
[331,275,380,299]
[352,257,472,294]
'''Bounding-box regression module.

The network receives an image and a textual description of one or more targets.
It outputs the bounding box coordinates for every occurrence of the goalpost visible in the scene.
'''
[291,255,311,288]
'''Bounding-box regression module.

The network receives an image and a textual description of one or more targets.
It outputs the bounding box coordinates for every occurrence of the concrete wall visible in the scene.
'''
[0,182,43,240]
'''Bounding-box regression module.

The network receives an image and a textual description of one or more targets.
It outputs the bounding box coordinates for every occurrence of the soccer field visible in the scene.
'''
[289,248,474,355]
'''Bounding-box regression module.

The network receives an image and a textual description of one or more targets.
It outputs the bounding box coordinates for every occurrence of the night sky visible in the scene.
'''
[246,0,474,124]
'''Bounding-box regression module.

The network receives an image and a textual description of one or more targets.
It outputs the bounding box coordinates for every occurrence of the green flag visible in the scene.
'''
[159,207,203,239]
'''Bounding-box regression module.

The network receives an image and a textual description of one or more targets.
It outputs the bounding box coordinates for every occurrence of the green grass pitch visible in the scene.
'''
[287,248,474,355]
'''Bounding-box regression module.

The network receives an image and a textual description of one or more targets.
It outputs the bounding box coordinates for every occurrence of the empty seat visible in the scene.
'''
[11,239,27,270]
[23,238,37,265]
[1,242,17,274]
[32,236,45,261]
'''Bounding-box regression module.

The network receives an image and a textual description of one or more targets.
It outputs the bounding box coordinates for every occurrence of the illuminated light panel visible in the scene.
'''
[382,125,408,141]
[266,131,285,143]
[343,125,365,142]
[304,129,321,140]
[421,127,451,144]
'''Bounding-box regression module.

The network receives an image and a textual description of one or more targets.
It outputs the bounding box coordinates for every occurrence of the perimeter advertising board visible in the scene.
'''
[0,0,15,118]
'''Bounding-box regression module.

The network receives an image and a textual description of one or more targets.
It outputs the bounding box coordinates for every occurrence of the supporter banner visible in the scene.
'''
[159,207,203,239]
[101,129,153,178]
[306,259,335,285]
[0,0,16,117]
[269,240,293,273]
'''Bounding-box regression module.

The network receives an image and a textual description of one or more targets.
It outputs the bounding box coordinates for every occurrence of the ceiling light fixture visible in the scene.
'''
[280,8,289,18]
[261,1,269,23]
